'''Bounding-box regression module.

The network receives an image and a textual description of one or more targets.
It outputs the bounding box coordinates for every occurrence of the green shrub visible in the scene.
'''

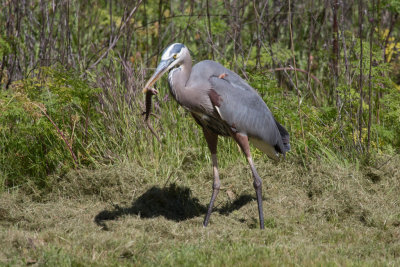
[0,67,101,190]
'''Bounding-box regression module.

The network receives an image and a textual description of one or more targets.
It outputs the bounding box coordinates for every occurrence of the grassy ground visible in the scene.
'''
[1,151,400,266]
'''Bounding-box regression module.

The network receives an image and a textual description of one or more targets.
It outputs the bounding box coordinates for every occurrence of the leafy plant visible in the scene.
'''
[0,67,101,190]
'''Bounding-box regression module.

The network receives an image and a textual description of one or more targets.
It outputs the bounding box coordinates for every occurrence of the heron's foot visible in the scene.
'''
[141,111,160,119]
[203,184,220,228]
[148,87,159,95]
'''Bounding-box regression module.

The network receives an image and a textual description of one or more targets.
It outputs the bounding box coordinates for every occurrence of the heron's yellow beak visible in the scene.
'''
[142,71,162,93]
[143,58,174,93]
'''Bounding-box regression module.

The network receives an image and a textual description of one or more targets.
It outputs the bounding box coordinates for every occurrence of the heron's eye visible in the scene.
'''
[173,54,177,59]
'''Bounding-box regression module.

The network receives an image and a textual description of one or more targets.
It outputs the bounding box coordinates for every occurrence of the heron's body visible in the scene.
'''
[143,43,290,229]
[168,59,289,160]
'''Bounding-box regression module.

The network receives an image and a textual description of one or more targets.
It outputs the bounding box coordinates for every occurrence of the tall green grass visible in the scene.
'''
[1,59,398,193]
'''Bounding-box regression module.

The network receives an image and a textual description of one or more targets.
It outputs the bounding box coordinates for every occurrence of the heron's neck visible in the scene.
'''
[169,58,192,102]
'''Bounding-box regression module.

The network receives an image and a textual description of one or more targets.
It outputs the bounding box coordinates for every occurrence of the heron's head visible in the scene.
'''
[143,43,189,93]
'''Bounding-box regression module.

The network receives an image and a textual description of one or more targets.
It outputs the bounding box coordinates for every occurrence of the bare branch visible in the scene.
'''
[84,1,143,73]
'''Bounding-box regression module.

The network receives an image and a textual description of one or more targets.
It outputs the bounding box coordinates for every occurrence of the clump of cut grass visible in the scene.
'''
[1,153,399,265]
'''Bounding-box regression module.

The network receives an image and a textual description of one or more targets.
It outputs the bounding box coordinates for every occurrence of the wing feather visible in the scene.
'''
[187,60,290,156]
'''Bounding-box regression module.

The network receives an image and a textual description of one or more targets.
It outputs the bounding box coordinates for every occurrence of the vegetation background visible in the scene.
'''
[0,0,399,265]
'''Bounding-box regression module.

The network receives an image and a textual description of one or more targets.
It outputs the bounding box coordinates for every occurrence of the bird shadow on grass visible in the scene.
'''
[94,183,254,230]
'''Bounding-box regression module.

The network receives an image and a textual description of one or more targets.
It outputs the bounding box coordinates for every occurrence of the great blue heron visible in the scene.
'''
[143,43,290,229]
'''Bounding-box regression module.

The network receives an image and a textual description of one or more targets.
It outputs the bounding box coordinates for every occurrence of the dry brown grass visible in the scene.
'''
[1,154,400,266]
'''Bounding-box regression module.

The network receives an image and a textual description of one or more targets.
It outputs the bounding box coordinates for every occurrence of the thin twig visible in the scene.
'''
[367,0,374,153]
[265,67,320,105]
[358,0,364,151]
[206,0,214,60]
[264,67,322,86]
[32,102,78,166]
[289,0,307,154]
[84,1,142,73]
[377,154,398,170]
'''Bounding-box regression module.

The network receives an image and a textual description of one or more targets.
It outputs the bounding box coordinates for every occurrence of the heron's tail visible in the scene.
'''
[275,119,290,152]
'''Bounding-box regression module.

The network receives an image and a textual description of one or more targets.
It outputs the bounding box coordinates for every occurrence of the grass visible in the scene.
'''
[1,152,400,266]
[1,68,399,265]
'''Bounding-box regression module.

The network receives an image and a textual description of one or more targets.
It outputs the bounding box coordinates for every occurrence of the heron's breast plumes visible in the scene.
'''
[167,67,181,101]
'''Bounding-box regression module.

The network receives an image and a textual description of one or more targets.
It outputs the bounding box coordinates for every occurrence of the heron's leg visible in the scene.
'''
[232,133,265,229]
[202,128,220,227]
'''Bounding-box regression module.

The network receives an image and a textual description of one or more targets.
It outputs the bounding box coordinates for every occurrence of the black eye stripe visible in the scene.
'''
[163,43,184,57]
[169,44,184,54]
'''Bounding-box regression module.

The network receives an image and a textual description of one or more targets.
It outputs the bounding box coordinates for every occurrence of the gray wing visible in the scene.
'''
[190,60,290,155]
